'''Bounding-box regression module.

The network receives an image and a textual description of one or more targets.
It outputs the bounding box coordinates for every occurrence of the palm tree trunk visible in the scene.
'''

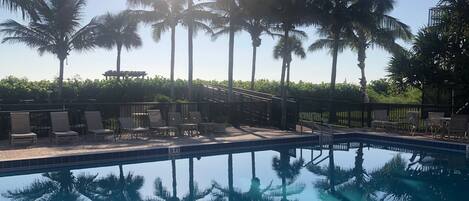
[189,157,194,201]
[170,26,176,100]
[58,58,65,101]
[286,61,291,89]
[329,34,340,123]
[280,28,290,130]
[330,37,339,92]
[251,151,256,178]
[187,0,194,100]
[172,159,177,198]
[250,44,257,90]
[328,144,335,193]
[228,154,234,201]
[227,21,235,102]
[357,44,368,103]
[116,44,122,80]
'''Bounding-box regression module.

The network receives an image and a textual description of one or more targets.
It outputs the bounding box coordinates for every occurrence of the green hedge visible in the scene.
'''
[0,76,421,104]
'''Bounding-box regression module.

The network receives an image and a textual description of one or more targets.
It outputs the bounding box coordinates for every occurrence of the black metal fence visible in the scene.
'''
[298,98,453,131]
[0,101,271,140]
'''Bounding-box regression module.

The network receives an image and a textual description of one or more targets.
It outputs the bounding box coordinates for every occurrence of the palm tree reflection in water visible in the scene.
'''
[2,170,98,201]
[147,158,213,201]
[269,149,305,201]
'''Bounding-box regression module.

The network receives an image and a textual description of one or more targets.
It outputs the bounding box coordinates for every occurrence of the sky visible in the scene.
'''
[0,0,440,84]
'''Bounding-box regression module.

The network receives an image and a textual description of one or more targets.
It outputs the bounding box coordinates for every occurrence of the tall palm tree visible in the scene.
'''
[0,0,97,100]
[273,36,306,89]
[308,0,368,92]
[0,0,37,20]
[235,0,275,90]
[2,170,98,201]
[268,0,310,129]
[94,11,142,80]
[128,0,186,99]
[347,0,412,103]
[209,0,242,102]
[184,0,214,100]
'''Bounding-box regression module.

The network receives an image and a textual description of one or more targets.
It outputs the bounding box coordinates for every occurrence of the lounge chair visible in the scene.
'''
[188,111,227,135]
[447,115,469,138]
[84,111,115,141]
[399,111,420,136]
[9,112,37,146]
[425,112,445,137]
[50,112,79,143]
[168,112,198,136]
[118,117,150,139]
[371,110,398,131]
[148,109,177,136]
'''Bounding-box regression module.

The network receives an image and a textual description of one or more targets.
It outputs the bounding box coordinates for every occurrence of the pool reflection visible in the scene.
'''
[1,143,469,201]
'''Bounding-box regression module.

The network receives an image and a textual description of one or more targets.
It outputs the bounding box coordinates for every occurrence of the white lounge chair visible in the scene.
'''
[85,111,115,141]
[50,112,79,143]
[9,112,37,146]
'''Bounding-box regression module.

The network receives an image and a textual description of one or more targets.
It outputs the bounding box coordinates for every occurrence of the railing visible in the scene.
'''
[0,101,271,140]
[298,98,453,131]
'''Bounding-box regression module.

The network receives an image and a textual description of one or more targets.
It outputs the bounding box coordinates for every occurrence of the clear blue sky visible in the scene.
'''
[0,0,439,83]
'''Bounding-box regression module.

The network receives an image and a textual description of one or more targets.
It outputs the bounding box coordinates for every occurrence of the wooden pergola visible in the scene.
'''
[103,70,147,80]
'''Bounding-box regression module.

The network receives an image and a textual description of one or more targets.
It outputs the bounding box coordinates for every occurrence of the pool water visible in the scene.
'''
[0,142,468,201]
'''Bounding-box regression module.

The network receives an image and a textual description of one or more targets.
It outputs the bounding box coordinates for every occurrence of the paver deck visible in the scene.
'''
[0,126,308,161]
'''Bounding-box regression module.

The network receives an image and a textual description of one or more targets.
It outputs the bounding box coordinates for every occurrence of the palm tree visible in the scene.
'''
[308,0,362,122]
[184,157,214,201]
[128,0,186,99]
[209,0,242,102]
[2,170,98,201]
[0,0,37,20]
[93,164,145,201]
[234,0,275,90]
[266,0,310,130]
[184,1,214,100]
[0,0,97,100]
[94,11,142,80]
[347,0,412,103]
[273,36,306,89]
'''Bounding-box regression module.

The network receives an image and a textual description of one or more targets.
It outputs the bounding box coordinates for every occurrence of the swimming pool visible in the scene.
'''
[0,141,468,201]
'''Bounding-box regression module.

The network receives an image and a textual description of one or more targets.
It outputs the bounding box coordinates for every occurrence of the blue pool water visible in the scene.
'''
[0,142,468,201]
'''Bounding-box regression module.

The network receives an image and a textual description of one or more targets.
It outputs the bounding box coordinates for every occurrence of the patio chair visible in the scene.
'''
[118,117,150,139]
[371,110,398,131]
[84,111,115,141]
[425,112,445,137]
[188,111,219,135]
[148,109,177,136]
[9,112,37,146]
[168,112,198,136]
[447,115,469,138]
[50,112,79,144]
[399,111,420,136]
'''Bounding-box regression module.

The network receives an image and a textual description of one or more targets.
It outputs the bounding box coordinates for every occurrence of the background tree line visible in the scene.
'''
[0,76,420,104]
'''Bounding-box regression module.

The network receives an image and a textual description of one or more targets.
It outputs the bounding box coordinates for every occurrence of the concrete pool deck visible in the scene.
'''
[0,126,308,162]
[0,126,468,162]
